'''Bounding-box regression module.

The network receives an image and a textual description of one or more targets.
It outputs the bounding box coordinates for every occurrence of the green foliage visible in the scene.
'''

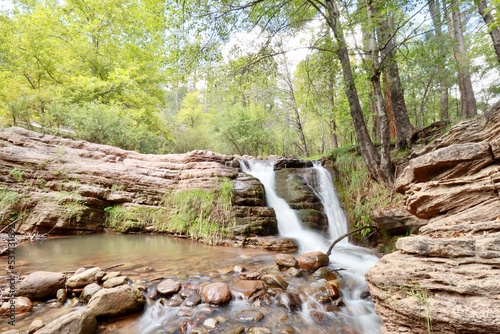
[105,178,235,244]
[0,188,29,227]
[328,146,402,244]
[56,191,86,221]
[9,169,24,182]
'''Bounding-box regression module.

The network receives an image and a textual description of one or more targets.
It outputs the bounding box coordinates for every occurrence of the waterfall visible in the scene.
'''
[240,160,329,253]
[241,159,382,333]
[311,161,349,243]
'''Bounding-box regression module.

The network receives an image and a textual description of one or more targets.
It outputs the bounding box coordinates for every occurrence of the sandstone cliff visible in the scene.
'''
[366,104,500,333]
[0,127,317,252]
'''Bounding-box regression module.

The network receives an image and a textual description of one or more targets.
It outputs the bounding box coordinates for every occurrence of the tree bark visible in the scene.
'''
[476,0,500,64]
[379,17,414,149]
[323,0,392,186]
[448,0,478,118]
[428,0,450,121]
[367,0,393,179]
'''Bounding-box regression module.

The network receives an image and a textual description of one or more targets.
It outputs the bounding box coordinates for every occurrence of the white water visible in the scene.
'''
[241,159,382,333]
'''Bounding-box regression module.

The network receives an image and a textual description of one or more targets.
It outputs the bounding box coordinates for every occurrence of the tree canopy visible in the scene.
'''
[1,0,499,183]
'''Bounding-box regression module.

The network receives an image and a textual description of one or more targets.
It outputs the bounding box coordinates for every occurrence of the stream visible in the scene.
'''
[1,160,382,333]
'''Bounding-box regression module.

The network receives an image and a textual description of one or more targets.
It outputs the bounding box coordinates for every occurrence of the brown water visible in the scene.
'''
[1,234,381,334]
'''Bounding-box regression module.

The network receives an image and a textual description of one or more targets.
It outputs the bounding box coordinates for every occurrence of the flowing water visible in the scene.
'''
[241,159,382,333]
[2,160,381,333]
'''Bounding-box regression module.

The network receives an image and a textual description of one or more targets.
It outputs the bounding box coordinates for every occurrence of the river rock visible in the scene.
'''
[261,274,289,290]
[103,276,128,288]
[28,319,45,333]
[242,236,299,253]
[185,293,202,307]
[297,252,330,271]
[56,289,67,303]
[326,281,341,299]
[81,283,103,301]
[239,271,261,280]
[0,296,33,314]
[200,283,231,305]
[67,267,100,289]
[231,280,267,302]
[287,267,302,277]
[102,271,121,281]
[247,327,272,334]
[277,292,302,312]
[312,267,337,281]
[15,271,66,301]
[156,279,182,297]
[87,285,145,317]
[366,105,500,334]
[236,309,265,322]
[274,254,298,269]
[34,309,96,334]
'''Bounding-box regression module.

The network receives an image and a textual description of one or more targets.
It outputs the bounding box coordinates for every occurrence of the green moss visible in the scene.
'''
[56,191,86,221]
[105,178,235,244]
[0,188,30,228]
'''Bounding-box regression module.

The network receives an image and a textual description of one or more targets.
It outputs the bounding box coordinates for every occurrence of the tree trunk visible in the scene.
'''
[323,0,392,186]
[367,0,393,179]
[379,16,414,149]
[448,0,478,118]
[476,0,500,64]
[327,70,339,149]
[428,0,450,121]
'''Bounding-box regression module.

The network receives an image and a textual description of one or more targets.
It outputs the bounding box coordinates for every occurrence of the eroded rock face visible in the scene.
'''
[366,104,500,333]
[0,127,277,238]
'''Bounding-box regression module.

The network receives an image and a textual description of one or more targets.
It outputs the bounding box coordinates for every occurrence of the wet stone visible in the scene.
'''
[95,271,106,283]
[177,306,194,317]
[221,325,245,334]
[185,293,202,307]
[278,325,296,334]
[309,310,328,324]
[326,281,341,299]
[247,327,272,334]
[233,265,246,273]
[236,309,265,322]
[231,280,267,302]
[312,267,337,281]
[240,271,261,280]
[297,252,330,271]
[81,282,103,301]
[102,271,121,281]
[27,319,45,333]
[103,276,128,288]
[56,289,67,304]
[203,318,218,329]
[277,292,302,312]
[286,267,302,277]
[156,279,182,297]
[274,254,298,269]
[261,274,289,290]
[167,295,184,307]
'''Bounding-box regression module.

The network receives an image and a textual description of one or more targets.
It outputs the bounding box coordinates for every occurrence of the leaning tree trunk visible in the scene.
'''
[476,0,500,64]
[323,0,392,186]
[448,0,478,118]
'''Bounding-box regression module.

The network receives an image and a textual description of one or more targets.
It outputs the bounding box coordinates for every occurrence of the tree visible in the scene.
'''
[447,0,478,118]
[475,0,500,64]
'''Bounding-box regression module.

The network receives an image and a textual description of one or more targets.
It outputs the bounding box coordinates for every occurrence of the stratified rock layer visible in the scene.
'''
[366,104,500,333]
[0,127,297,250]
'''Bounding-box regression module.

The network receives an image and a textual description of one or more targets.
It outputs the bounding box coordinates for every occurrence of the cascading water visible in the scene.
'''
[240,160,329,252]
[241,159,382,333]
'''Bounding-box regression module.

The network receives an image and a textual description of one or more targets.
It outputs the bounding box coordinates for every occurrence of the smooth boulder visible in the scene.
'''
[297,251,330,271]
[34,309,96,334]
[87,285,145,317]
[15,271,66,301]
[200,283,231,305]
[67,267,101,289]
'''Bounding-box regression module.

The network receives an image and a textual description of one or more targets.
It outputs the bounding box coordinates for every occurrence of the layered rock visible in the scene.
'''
[0,127,289,249]
[366,104,500,333]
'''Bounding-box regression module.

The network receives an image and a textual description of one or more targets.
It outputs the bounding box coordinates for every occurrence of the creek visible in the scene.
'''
[2,160,381,334]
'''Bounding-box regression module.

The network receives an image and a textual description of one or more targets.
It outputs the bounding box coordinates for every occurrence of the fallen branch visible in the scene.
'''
[102,263,124,271]
[326,225,379,256]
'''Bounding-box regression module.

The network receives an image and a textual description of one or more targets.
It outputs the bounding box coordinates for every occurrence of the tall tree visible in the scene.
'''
[447,0,478,118]
[475,0,500,64]
[429,0,451,121]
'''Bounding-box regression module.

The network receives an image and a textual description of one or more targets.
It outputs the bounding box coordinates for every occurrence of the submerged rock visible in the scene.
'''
[274,254,298,269]
[0,296,33,314]
[236,309,265,322]
[231,280,267,302]
[277,292,302,312]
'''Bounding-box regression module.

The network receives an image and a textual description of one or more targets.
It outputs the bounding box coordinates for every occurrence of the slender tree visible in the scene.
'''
[475,0,500,64]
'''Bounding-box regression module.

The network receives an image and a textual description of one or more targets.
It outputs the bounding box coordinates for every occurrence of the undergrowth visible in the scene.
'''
[105,178,235,244]
[326,146,403,246]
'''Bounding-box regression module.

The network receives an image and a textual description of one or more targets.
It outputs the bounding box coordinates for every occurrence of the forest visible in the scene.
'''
[1,0,499,186]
